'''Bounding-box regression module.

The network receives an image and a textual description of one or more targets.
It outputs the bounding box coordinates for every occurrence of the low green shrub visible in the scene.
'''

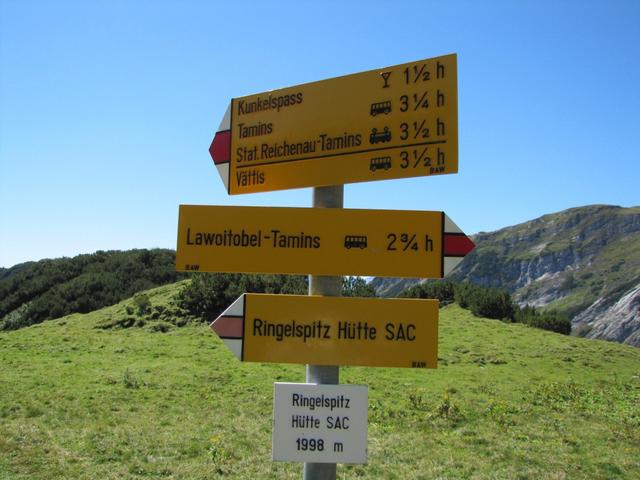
[401,281,571,335]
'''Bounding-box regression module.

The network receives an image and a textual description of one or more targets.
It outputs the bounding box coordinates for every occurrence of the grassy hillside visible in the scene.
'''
[1,282,638,479]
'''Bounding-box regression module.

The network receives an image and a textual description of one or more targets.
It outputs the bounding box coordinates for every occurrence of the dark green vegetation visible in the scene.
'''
[0,281,638,479]
[177,273,375,322]
[1,253,377,332]
[177,274,307,322]
[0,249,185,330]
[67,274,376,331]
[401,281,571,334]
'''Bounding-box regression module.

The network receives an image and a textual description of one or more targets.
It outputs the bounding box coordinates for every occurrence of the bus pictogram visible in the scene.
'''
[344,235,368,249]
[370,101,392,116]
[370,156,392,171]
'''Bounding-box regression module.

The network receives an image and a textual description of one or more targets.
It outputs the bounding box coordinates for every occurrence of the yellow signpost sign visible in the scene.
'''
[209,54,458,194]
[176,204,475,278]
[211,294,438,368]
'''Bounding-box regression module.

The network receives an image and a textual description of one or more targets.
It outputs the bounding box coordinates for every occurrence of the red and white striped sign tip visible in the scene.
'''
[209,105,231,191]
[210,294,244,361]
[442,214,475,276]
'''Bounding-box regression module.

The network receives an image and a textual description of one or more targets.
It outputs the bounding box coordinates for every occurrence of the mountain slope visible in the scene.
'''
[450,205,640,345]
[0,282,638,479]
[0,249,186,330]
[372,205,640,346]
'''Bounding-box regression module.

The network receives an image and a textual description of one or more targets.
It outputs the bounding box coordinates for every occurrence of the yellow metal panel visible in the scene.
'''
[224,54,457,194]
[243,294,438,368]
[176,205,444,278]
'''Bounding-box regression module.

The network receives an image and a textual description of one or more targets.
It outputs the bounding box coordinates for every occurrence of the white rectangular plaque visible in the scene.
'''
[272,383,368,464]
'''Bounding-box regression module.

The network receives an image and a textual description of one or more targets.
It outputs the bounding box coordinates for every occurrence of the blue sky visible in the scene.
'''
[1,0,638,268]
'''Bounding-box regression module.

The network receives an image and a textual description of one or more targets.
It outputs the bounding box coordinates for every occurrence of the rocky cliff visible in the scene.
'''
[372,205,640,346]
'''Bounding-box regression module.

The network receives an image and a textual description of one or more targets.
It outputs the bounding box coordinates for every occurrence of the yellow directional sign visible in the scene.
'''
[176,205,475,278]
[209,54,458,194]
[212,294,439,368]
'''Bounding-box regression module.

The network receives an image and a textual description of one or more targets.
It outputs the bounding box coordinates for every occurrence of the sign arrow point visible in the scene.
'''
[209,130,231,165]
[443,213,475,276]
[210,294,245,360]
[209,104,232,192]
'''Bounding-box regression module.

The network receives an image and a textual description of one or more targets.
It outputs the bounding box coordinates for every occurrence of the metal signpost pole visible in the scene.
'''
[303,185,343,480]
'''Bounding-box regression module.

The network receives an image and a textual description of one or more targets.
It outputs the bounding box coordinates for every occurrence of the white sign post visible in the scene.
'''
[273,383,368,464]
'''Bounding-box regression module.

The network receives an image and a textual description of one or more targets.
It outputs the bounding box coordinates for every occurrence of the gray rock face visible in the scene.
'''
[573,283,640,347]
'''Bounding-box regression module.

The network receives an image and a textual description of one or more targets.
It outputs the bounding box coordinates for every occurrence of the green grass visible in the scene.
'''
[1,283,639,479]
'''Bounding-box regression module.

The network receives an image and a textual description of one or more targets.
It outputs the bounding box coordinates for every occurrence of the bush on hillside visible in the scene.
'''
[399,281,456,304]
[133,293,152,316]
[400,281,571,335]
[178,274,307,321]
[179,274,376,321]
[341,276,377,297]
[453,282,515,320]
[515,305,572,335]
